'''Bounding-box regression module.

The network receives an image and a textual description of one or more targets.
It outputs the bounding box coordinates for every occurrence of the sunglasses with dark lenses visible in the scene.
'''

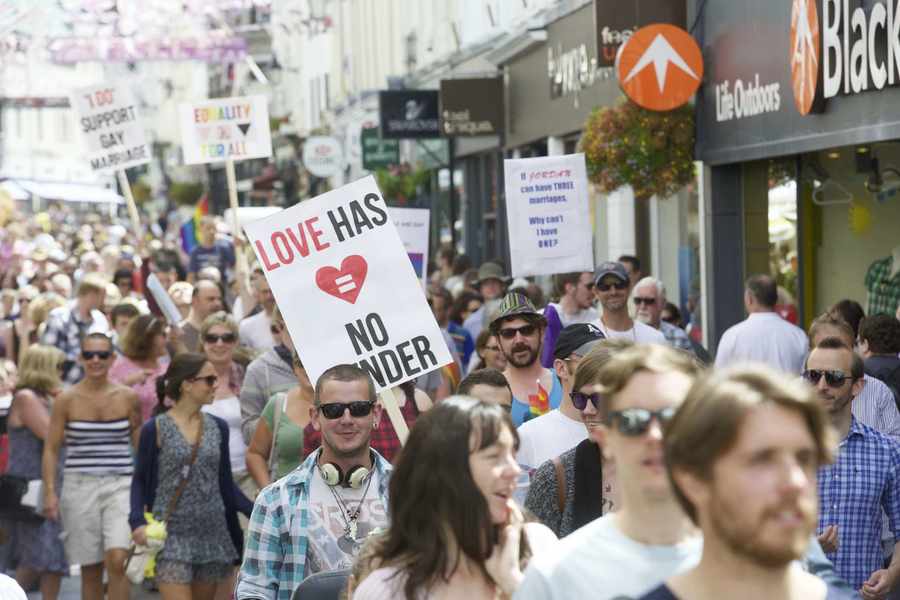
[633,296,657,306]
[204,333,237,344]
[318,400,376,420]
[596,280,629,292]
[608,407,677,436]
[570,391,604,411]
[190,375,219,387]
[81,350,112,361]
[803,369,854,388]
[498,323,538,340]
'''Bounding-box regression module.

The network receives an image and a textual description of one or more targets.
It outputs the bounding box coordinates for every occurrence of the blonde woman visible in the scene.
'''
[6,345,67,599]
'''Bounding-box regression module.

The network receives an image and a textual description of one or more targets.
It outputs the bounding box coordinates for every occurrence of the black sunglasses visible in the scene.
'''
[498,323,538,340]
[570,390,603,411]
[204,333,237,344]
[318,400,376,420]
[189,375,219,387]
[633,296,657,306]
[596,280,628,292]
[81,350,112,361]
[803,369,854,388]
[608,407,677,436]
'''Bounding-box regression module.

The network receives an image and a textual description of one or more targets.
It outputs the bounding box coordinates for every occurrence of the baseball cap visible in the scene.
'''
[554,323,606,360]
[489,292,547,332]
[594,261,629,285]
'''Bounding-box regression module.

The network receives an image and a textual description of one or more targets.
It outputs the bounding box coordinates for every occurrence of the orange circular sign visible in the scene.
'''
[616,24,703,112]
[790,0,820,115]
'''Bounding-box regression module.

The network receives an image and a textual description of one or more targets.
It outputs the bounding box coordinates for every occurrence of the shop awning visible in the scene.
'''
[2,179,124,204]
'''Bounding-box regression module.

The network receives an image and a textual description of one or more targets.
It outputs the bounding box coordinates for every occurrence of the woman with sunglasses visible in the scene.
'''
[473,329,507,372]
[245,349,313,488]
[6,345,66,599]
[131,353,252,600]
[350,396,557,600]
[109,314,172,422]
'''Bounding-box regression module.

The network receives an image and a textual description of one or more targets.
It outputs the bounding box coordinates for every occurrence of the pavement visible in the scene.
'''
[23,569,157,599]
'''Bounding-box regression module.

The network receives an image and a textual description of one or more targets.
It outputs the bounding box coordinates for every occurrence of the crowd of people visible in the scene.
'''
[1,204,900,600]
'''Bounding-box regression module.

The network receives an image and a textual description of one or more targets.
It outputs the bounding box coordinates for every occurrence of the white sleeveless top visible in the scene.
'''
[201,395,247,474]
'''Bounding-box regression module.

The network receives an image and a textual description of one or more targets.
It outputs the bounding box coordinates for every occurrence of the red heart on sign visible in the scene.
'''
[315,255,368,304]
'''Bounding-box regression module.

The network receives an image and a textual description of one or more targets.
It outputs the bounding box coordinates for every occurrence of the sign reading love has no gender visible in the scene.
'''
[178,95,273,165]
[243,176,453,390]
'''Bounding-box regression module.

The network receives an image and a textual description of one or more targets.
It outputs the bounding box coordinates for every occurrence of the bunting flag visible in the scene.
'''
[528,381,550,418]
[180,194,209,253]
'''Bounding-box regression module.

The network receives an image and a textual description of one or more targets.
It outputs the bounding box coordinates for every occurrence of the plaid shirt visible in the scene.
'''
[818,417,900,590]
[236,449,392,600]
[40,303,110,385]
[660,321,693,352]
[865,256,900,317]
[853,375,900,442]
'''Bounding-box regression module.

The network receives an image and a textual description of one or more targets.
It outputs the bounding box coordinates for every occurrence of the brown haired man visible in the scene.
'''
[645,365,851,600]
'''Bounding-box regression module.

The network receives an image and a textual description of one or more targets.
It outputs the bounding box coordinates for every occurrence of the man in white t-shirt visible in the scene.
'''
[591,261,666,344]
[239,275,277,350]
[546,272,599,327]
[517,323,605,470]
[515,344,702,600]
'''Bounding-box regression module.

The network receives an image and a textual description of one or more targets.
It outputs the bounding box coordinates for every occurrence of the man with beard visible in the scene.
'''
[490,292,563,427]
[237,364,392,600]
[644,364,851,600]
[803,338,900,598]
[591,262,665,344]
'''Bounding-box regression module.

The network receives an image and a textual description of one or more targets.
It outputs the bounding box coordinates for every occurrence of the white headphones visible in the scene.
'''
[317,450,374,489]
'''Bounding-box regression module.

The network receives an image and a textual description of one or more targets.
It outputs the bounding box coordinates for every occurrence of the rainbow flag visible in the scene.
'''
[180,194,209,253]
[528,382,550,418]
[442,361,461,393]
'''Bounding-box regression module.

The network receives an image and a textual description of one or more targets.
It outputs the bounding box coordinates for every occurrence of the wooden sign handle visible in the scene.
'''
[117,170,141,242]
[378,387,409,446]
[224,158,250,277]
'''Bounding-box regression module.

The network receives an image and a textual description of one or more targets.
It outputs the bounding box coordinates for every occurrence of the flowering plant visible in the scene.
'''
[375,163,430,205]
[580,100,695,199]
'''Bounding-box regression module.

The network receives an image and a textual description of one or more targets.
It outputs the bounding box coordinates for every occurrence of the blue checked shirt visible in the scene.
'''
[236,449,392,600]
[817,417,900,590]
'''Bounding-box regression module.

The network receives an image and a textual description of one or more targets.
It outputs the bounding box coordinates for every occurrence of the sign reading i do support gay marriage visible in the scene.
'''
[243,176,453,392]
[179,95,272,165]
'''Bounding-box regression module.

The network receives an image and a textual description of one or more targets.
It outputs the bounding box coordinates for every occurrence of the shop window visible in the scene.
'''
[768,159,799,324]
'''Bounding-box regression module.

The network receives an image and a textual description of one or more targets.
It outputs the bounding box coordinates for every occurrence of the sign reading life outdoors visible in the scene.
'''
[378,90,441,139]
[439,78,504,136]
[71,83,151,173]
[594,0,686,66]
[243,176,453,389]
[179,96,272,164]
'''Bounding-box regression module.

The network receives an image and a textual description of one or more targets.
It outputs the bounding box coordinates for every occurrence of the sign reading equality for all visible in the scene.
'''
[179,95,272,165]
[504,153,594,277]
[243,176,452,390]
[71,83,151,173]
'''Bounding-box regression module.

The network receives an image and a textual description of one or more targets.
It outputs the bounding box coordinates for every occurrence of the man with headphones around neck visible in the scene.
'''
[237,364,393,600]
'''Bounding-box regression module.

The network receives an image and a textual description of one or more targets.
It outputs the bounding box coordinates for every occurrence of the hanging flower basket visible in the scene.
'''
[375,163,430,206]
[579,99,695,200]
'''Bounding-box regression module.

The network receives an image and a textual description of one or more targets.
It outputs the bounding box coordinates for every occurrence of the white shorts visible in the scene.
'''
[60,472,132,565]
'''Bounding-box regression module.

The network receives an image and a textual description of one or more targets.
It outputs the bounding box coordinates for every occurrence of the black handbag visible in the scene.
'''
[0,473,43,522]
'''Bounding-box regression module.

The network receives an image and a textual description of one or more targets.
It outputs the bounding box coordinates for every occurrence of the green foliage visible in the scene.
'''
[169,181,204,207]
[375,163,430,205]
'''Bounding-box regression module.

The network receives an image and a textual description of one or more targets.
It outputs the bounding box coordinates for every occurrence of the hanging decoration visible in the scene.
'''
[580,99,695,199]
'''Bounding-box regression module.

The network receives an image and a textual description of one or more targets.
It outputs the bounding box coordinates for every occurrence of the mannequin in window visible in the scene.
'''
[865,245,900,316]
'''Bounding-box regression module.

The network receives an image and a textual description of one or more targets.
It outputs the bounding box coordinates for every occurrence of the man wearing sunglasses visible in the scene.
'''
[238,364,391,600]
[806,337,900,598]
[516,344,702,600]
[591,262,665,345]
[490,292,563,427]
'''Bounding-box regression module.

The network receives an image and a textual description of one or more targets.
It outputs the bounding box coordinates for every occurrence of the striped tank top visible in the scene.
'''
[64,419,133,475]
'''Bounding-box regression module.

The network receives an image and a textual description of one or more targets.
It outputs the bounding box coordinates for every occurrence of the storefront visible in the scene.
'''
[695,0,900,351]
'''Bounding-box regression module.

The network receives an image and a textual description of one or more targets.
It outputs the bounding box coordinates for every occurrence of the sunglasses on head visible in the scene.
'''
[608,407,677,436]
[189,375,219,387]
[318,400,376,420]
[803,369,854,388]
[633,296,657,306]
[570,390,603,411]
[498,323,538,340]
[596,280,628,292]
[204,333,237,344]
[81,350,112,361]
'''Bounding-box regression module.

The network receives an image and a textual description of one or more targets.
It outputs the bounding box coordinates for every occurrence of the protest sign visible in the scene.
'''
[390,207,430,287]
[503,153,594,277]
[71,83,151,173]
[243,176,453,395]
[178,95,272,165]
[146,274,183,326]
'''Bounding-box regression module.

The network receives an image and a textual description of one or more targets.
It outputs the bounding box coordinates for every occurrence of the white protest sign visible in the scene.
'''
[504,153,594,277]
[243,176,453,391]
[390,207,430,287]
[71,83,151,173]
[178,95,273,165]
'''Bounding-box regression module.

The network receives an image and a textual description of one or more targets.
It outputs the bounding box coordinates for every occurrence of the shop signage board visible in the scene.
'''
[361,127,400,170]
[594,0,686,67]
[303,136,344,178]
[378,90,441,139]
[390,207,430,287]
[503,153,594,277]
[243,175,453,391]
[71,83,151,173]
[439,78,504,136]
[178,95,272,165]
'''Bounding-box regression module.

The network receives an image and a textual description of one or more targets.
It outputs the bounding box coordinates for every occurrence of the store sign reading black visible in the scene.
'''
[439,78,504,137]
[378,90,440,139]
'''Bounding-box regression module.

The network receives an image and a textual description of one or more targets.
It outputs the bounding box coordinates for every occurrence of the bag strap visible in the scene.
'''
[552,456,567,513]
[161,417,203,524]
[267,394,285,478]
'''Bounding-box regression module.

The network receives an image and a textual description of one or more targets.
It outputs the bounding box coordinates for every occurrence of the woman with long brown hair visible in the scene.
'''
[109,314,171,422]
[350,396,556,599]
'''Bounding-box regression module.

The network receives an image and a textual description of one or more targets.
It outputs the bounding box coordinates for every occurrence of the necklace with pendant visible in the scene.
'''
[325,470,374,542]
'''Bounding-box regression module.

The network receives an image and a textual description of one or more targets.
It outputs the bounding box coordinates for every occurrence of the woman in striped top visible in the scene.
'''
[42,332,141,600]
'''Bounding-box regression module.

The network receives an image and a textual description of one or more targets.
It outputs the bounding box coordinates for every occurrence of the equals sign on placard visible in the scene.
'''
[336,274,357,294]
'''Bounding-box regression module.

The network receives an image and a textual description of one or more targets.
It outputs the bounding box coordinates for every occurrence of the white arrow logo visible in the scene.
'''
[624,33,700,93]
